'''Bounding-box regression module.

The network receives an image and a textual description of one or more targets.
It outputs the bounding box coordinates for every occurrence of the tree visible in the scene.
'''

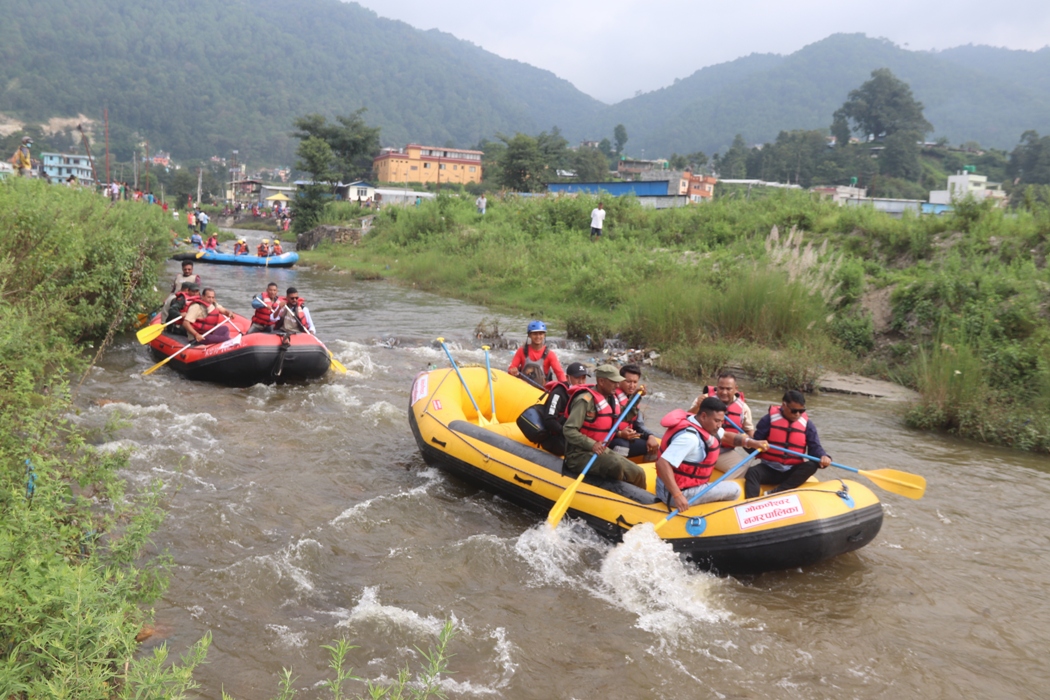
[613,124,628,156]
[292,109,381,183]
[715,135,749,178]
[536,127,570,172]
[832,68,932,142]
[880,130,922,180]
[598,138,614,159]
[668,153,688,170]
[498,133,546,192]
[1008,131,1050,185]
[573,146,611,182]
[293,136,337,234]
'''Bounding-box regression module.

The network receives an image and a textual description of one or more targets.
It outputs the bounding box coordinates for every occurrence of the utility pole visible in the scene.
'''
[133,147,139,189]
[196,167,202,207]
[77,123,98,187]
[145,140,150,194]
[104,107,110,186]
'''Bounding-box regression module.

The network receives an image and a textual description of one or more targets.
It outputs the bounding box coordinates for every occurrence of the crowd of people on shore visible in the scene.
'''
[510,320,832,506]
[159,262,315,344]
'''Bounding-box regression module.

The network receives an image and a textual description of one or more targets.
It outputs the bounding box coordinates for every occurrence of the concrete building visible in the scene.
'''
[40,152,94,186]
[812,185,867,204]
[373,187,436,206]
[373,145,483,185]
[617,157,669,177]
[929,170,1007,207]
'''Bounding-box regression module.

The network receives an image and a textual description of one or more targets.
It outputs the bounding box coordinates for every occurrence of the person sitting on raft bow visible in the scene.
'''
[270,239,283,255]
[164,282,200,334]
[182,287,234,344]
[743,390,830,499]
[204,233,218,251]
[508,320,566,384]
[561,364,647,489]
[233,238,249,255]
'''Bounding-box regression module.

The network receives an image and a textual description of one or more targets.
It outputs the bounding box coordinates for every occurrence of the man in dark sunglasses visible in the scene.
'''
[744,390,832,499]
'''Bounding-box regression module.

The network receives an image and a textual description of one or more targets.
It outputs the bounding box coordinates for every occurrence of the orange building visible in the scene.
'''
[373,144,483,185]
[687,173,717,202]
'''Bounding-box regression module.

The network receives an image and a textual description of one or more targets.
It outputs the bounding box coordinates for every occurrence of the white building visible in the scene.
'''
[40,152,94,186]
[812,185,867,204]
[929,170,1007,207]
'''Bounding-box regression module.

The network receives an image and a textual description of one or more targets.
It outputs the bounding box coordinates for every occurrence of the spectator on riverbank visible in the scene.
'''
[590,201,605,241]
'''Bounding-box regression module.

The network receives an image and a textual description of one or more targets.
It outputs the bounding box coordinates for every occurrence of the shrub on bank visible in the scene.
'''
[0,178,212,696]
[306,188,1050,452]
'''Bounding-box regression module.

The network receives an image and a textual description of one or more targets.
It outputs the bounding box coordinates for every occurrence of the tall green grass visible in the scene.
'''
[305,188,1050,451]
[0,178,213,696]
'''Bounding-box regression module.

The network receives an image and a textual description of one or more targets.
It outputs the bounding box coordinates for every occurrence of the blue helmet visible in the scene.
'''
[527,320,547,334]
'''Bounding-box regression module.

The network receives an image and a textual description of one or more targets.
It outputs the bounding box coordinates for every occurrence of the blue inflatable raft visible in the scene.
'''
[171,250,299,268]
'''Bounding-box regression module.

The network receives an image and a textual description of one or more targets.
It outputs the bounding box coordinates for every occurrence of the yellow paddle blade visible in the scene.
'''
[135,323,167,344]
[860,469,926,499]
[328,352,348,374]
[547,472,587,528]
[142,351,180,376]
[195,250,206,259]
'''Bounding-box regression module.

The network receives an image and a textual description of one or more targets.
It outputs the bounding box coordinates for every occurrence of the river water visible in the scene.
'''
[74,252,1050,699]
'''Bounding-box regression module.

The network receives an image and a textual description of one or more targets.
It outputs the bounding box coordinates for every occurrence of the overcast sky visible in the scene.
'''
[351,0,1050,103]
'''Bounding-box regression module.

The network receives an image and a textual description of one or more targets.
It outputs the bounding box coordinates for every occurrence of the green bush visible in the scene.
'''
[0,178,209,696]
[830,313,875,355]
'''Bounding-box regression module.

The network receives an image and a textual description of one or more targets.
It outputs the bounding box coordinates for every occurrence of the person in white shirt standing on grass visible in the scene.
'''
[589,201,606,241]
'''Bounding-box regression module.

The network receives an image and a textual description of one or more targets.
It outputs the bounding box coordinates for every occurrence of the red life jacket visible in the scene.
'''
[257,243,269,256]
[177,294,202,320]
[704,386,748,434]
[763,405,809,466]
[252,294,279,328]
[613,388,640,428]
[568,386,619,441]
[272,243,283,255]
[659,416,721,490]
[187,301,225,334]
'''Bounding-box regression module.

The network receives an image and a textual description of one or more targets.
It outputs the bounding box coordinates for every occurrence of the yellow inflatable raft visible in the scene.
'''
[408,367,883,574]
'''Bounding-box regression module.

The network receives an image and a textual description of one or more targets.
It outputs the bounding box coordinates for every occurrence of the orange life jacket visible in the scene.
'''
[187,300,225,334]
[252,294,279,328]
[704,386,748,434]
[763,405,809,466]
[658,416,721,490]
[257,243,269,256]
[568,386,620,441]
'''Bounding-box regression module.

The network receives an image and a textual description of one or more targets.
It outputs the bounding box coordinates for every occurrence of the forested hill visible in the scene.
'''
[582,34,1050,158]
[0,0,604,162]
[4,1,1050,166]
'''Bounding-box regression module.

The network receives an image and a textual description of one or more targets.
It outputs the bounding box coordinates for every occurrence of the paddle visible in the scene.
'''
[762,444,926,499]
[482,345,497,421]
[722,415,926,499]
[142,316,235,376]
[653,449,761,533]
[515,369,546,391]
[436,337,493,426]
[547,390,643,529]
[285,301,348,374]
[195,249,206,259]
[136,316,182,344]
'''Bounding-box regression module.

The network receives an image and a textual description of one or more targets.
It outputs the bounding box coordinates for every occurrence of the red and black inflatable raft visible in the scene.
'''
[146,313,331,385]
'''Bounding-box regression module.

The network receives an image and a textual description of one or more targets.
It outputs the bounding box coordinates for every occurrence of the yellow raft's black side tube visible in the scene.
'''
[408,367,882,574]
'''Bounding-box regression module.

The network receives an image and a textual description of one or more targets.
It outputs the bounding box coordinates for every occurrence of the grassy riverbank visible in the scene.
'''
[303,191,1050,452]
[0,178,214,696]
